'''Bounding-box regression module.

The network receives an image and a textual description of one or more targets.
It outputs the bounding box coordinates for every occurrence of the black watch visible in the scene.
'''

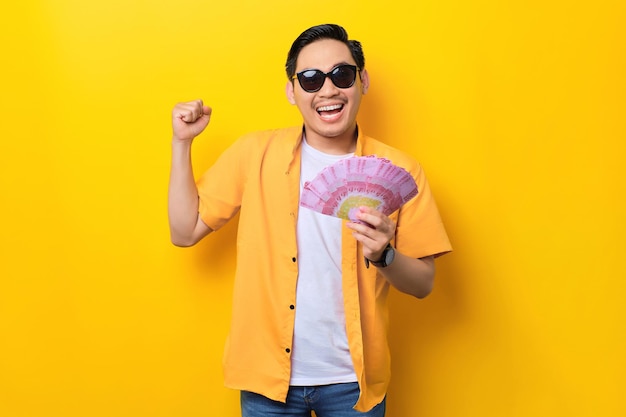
[366,244,395,268]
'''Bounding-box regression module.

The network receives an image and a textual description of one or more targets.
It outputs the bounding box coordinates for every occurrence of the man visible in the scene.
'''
[168,24,451,417]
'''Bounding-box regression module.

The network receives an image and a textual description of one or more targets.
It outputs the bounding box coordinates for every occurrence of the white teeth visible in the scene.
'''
[317,104,343,112]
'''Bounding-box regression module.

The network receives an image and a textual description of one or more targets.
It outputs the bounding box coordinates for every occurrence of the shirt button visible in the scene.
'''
[285,348,291,353]
[292,257,296,262]
[289,305,295,310]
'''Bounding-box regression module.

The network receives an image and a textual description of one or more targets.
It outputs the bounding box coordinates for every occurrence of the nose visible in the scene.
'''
[317,75,340,96]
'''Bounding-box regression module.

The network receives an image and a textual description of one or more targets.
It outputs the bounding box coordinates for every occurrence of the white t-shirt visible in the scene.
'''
[290,139,357,386]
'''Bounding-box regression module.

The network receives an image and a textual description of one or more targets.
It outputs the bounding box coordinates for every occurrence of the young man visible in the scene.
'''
[168,24,451,417]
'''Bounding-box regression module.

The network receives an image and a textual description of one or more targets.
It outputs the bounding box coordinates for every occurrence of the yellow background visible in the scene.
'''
[1,1,624,416]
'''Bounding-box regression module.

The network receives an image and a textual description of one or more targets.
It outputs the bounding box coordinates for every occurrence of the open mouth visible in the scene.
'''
[316,104,344,118]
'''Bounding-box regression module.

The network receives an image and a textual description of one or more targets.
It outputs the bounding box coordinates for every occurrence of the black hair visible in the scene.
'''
[285,24,365,80]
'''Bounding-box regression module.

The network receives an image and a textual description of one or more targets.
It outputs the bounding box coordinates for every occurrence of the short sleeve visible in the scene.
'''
[196,137,249,231]
[394,163,452,259]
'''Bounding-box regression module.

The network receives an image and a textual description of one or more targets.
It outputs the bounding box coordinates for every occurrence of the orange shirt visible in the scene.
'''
[196,126,451,412]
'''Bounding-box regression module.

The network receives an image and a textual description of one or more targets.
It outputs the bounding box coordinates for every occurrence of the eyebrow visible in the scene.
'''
[298,61,354,73]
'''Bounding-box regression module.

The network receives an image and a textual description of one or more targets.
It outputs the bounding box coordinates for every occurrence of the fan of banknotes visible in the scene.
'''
[300,155,418,222]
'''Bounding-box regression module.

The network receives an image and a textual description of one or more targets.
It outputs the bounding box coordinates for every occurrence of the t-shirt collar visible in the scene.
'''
[291,125,364,157]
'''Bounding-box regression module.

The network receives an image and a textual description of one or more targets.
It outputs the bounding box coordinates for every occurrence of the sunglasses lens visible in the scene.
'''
[331,65,357,88]
[299,70,325,92]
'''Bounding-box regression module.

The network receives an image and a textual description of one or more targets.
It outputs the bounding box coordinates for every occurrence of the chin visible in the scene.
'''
[311,120,354,139]
[318,127,350,140]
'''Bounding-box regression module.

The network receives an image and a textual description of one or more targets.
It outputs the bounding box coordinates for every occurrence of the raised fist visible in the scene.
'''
[171,99,212,142]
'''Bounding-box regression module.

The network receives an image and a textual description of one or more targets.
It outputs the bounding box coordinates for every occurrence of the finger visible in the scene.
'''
[347,224,388,258]
[173,106,196,123]
[355,207,388,230]
[174,100,205,123]
[346,221,379,241]
[355,211,396,242]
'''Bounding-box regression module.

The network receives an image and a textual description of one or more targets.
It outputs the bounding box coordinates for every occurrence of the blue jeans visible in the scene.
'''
[240,383,386,417]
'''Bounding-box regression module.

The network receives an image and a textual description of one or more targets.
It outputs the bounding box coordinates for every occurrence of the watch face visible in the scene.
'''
[385,247,395,266]
[370,245,394,268]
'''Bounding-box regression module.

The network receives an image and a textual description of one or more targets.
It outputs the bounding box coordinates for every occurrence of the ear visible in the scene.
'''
[285,81,296,105]
[360,69,370,95]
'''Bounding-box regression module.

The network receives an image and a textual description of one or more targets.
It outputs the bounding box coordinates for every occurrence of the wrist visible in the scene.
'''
[365,244,395,269]
[171,137,195,155]
[172,135,194,145]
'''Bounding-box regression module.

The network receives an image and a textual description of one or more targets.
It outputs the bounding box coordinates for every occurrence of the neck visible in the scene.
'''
[303,126,358,155]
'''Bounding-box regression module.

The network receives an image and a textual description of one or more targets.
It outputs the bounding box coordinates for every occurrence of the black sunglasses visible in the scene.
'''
[292,64,359,93]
